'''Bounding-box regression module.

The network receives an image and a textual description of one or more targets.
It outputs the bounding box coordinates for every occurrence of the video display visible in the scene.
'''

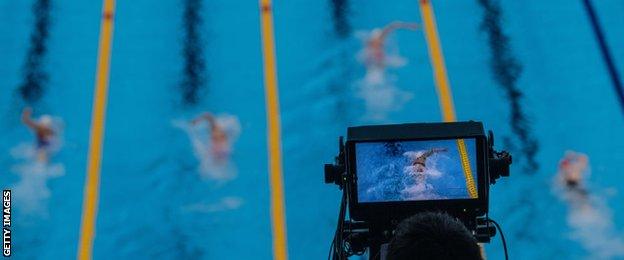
[355,138,478,203]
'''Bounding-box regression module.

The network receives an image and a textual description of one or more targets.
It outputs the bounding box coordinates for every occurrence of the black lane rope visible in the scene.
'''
[17,0,51,105]
[327,0,355,123]
[180,0,206,106]
[582,0,624,114]
[329,0,351,39]
[477,0,540,174]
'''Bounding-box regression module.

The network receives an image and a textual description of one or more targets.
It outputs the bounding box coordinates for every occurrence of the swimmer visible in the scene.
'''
[401,148,447,200]
[555,151,624,258]
[366,21,419,69]
[21,107,55,163]
[403,148,447,183]
[558,150,589,195]
[192,112,230,163]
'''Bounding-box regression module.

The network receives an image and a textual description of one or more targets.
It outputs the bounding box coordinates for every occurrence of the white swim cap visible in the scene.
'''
[371,29,381,38]
[39,115,53,127]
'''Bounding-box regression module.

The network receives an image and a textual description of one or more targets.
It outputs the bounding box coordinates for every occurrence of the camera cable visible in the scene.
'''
[329,190,348,260]
[488,218,508,260]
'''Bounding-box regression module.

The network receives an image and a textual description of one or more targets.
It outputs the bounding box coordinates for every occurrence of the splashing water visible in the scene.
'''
[9,117,65,216]
[554,154,624,259]
[354,30,413,121]
[361,151,453,202]
[182,196,244,213]
[400,152,447,200]
[355,30,408,69]
[567,200,624,259]
[356,68,413,121]
[173,114,241,182]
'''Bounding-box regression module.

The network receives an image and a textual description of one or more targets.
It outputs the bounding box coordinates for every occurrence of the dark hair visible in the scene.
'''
[387,212,482,260]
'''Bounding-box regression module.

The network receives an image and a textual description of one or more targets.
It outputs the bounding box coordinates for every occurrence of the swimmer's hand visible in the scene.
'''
[22,107,33,120]
[400,22,419,30]
[387,21,419,31]
[201,112,214,119]
[21,107,38,130]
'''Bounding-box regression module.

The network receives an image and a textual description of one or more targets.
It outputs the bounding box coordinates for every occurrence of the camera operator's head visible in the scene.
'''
[387,212,482,260]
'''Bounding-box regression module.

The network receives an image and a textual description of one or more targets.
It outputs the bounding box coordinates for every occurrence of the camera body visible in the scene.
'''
[325,121,511,255]
[346,121,489,224]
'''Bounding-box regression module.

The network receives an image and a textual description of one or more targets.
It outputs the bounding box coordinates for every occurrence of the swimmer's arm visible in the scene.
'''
[403,151,419,159]
[380,22,418,39]
[193,112,223,133]
[419,148,446,159]
[431,148,447,153]
[192,112,216,125]
[201,113,219,131]
[419,148,447,159]
[21,107,38,130]
[391,22,419,30]
[422,150,435,158]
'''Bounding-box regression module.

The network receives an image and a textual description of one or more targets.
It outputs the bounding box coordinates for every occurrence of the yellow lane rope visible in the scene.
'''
[457,139,478,198]
[259,0,288,259]
[419,0,456,123]
[418,0,478,198]
[77,0,115,258]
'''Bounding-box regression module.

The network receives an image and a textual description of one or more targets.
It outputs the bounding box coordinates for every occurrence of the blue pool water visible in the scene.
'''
[1,0,624,259]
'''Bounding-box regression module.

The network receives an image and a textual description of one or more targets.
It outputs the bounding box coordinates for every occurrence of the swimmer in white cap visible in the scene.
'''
[401,148,447,200]
[366,21,419,69]
[21,107,55,162]
[403,148,447,184]
[558,150,589,197]
[191,112,231,163]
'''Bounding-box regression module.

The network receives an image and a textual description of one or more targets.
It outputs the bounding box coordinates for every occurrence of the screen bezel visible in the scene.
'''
[345,122,488,222]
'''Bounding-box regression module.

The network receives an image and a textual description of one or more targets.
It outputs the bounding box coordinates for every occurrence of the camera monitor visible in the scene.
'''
[345,121,488,221]
[355,138,478,203]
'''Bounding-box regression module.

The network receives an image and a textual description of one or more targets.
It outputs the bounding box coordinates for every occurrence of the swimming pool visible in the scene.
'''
[1,0,623,259]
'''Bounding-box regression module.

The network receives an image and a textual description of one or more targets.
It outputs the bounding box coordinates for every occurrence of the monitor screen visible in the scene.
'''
[355,138,479,203]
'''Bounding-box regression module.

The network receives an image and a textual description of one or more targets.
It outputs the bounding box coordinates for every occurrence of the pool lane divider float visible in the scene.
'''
[477,0,539,174]
[17,0,51,104]
[418,0,476,199]
[457,139,478,198]
[419,5,487,258]
[582,0,624,114]
[259,1,289,260]
[77,0,115,259]
[419,0,456,123]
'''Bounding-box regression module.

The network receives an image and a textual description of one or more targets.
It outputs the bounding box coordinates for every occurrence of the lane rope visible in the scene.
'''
[457,139,478,198]
[419,0,487,256]
[259,1,289,259]
[581,0,624,114]
[419,0,475,198]
[77,0,115,258]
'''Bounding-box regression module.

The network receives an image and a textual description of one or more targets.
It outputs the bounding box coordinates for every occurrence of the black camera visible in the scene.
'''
[324,121,511,259]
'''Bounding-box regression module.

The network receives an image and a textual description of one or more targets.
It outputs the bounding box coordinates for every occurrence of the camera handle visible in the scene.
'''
[488,131,512,184]
[325,136,347,188]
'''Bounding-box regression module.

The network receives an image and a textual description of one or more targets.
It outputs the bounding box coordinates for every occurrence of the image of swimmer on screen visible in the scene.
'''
[355,139,478,203]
